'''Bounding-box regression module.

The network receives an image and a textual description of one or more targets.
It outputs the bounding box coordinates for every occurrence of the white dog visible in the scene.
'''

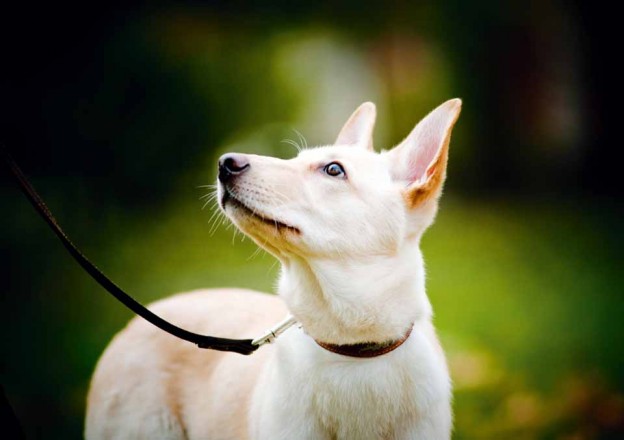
[86,99,462,439]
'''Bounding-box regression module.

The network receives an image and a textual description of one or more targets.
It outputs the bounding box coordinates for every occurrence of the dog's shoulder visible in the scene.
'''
[86,288,287,439]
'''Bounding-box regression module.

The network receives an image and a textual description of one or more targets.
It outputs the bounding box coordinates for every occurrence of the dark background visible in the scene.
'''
[1,1,622,438]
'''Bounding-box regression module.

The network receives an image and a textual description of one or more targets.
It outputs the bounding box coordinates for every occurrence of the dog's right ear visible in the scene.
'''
[334,102,376,151]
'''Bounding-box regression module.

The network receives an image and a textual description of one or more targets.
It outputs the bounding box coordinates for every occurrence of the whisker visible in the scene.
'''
[293,128,308,149]
[210,215,228,236]
[201,197,216,210]
[206,204,222,224]
[269,259,279,272]
[247,246,263,261]
[199,192,218,200]
[281,139,301,153]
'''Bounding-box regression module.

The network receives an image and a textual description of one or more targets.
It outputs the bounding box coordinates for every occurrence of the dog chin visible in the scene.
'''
[220,194,301,241]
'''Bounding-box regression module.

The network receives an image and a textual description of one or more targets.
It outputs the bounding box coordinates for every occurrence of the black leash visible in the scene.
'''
[3,150,258,355]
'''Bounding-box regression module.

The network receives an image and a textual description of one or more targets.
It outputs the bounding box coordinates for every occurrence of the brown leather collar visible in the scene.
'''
[315,326,413,358]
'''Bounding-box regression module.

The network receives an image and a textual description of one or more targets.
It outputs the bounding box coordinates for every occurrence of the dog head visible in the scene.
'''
[218,99,461,261]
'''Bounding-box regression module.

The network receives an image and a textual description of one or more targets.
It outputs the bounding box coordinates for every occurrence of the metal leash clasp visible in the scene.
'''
[252,315,298,347]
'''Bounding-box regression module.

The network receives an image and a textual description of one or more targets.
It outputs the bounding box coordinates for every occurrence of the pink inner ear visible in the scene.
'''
[391,98,461,186]
[405,129,443,184]
[340,119,365,145]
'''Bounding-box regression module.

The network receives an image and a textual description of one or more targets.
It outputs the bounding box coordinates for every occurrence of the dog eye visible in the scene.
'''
[323,162,346,178]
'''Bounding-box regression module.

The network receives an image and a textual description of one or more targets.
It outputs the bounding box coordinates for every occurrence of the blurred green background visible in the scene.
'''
[1,1,622,438]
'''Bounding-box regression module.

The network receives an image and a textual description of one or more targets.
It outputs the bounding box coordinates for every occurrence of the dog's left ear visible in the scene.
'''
[334,102,376,150]
[387,99,462,208]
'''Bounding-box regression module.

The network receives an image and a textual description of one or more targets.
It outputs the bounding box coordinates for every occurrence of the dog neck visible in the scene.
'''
[277,244,432,345]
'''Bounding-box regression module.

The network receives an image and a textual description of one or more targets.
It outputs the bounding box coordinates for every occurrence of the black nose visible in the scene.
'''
[218,153,250,183]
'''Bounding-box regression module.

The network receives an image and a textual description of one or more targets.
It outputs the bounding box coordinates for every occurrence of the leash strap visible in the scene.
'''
[3,151,258,355]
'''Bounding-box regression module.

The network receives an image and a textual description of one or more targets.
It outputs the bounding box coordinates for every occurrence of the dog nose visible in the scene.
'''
[218,153,250,183]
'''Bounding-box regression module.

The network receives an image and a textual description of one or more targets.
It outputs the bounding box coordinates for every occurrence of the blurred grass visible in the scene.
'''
[3,188,622,438]
[426,198,624,438]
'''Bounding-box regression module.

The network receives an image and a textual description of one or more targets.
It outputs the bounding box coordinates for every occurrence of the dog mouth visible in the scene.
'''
[221,190,300,234]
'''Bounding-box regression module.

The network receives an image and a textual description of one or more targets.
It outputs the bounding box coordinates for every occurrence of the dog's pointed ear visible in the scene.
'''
[387,99,462,208]
[334,102,376,150]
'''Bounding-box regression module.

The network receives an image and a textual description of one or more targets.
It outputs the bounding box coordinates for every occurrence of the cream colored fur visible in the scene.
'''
[86,99,462,439]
